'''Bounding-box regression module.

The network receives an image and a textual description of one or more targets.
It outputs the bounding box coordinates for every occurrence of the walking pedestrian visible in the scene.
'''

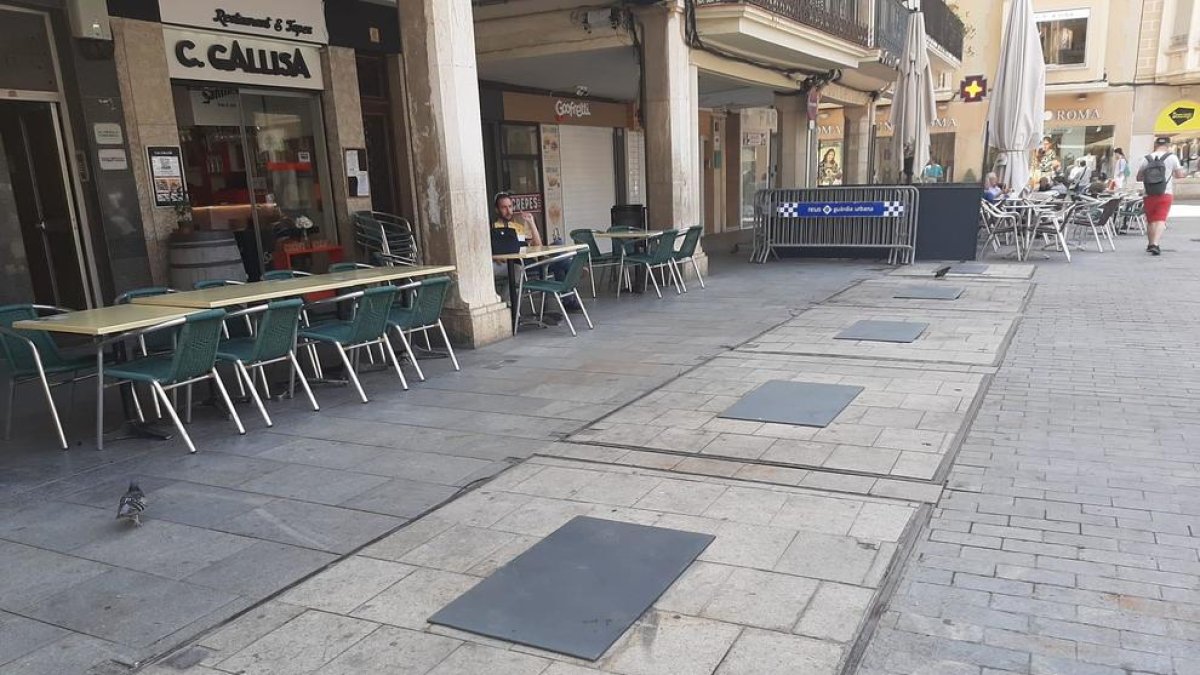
[1112,148,1128,190]
[1136,137,1187,256]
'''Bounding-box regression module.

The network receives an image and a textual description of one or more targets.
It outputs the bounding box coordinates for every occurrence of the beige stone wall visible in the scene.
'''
[321,47,373,253]
[111,18,182,287]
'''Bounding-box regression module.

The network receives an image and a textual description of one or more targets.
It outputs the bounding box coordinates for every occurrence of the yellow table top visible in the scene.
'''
[492,244,586,262]
[593,230,667,239]
[12,305,200,337]
[131,265,457,309]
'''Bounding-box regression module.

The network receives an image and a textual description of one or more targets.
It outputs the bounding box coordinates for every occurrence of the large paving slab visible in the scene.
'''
[888,262,1037,280]
[738,306,1018,366]
[569,353,987,481]
[828,278,1033,314]
[152,456,925,674]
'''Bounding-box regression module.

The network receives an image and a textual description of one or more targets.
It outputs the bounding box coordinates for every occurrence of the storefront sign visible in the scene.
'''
[540,125,564,234]
[554,100,592,120]
[960,76,987,103]
[1155,100,1200,134]
[164,27,324,90]
[148,146,187,206]
[778,202,905,218]
[503,92,632,128]
[160,0,328,44]
[508,193,544,213]
[1043,108,1102,122]
[1034,8,1090,22]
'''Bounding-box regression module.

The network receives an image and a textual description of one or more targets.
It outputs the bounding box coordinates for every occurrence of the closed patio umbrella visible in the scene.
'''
[987,0,1045,192]
[891,8,936,184]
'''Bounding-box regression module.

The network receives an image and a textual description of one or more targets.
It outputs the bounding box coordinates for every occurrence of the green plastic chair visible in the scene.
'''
[620,229,682,299]
[103,309,244,453]
[519,253,594,336]
[673,226,705,291]
[386,276,459,380]
[262,269,313,281]
[217,299,318,427]
[299,285,403,403]
[329,262,374,273]
[116,286,179,354]
[0,304,100,449]
[570,229,625,298]
[193,279,255,336]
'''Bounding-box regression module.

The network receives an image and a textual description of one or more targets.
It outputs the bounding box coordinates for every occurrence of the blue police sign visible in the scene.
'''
[777,201,905,218]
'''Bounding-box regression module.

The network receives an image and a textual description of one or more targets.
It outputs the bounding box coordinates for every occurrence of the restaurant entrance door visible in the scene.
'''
[0,100,90,308]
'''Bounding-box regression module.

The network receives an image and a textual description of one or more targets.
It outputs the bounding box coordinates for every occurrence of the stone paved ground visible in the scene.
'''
[0,255,873,674]
[859,210,1200,675]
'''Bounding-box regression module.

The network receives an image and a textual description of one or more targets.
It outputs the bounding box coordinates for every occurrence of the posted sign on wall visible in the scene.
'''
[163,27,324,90]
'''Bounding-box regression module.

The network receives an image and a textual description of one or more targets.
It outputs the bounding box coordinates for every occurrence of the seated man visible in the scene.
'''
[491,192,580,311]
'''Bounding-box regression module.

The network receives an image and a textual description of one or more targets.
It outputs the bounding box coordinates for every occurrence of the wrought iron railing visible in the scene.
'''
[694,0,871,48]
[874,0,908,63]
[921,0,965,61]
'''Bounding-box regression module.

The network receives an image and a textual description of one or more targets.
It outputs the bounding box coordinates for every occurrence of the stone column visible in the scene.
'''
[775,93,814,188]
[398,0,509,346]
[111,17,182,286]
[321,46,372,250]
[843,103,875,185]
[638,1,706,272]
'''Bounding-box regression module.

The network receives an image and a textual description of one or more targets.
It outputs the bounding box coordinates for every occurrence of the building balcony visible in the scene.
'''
[922,0,965,66]
[695,0,871,47]
[872,0,908,67]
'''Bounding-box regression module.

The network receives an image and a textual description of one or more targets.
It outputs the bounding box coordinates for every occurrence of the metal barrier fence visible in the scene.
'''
[751,186,920,265]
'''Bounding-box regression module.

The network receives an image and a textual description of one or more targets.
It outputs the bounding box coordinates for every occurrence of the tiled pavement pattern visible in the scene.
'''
[570,353,989,481]
[827,279,1032,314]
[142,456,922,675]
[859,219,1200,675]
[0,258,875,674]
[738,305,1019,367]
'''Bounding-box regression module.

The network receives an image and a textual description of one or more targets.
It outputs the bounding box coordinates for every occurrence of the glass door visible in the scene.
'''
[238,89,332,278]
[0,100,89,308]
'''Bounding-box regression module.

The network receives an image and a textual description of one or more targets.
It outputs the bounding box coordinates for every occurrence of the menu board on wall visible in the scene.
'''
[540,124,564,239]
[148,146,187,206]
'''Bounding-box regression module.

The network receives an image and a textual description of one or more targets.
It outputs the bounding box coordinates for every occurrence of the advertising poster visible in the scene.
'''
[148,146,187,206]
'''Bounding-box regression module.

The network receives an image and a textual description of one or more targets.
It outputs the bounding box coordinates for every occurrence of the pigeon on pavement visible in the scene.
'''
[117,482,147,526]
[933,265,952,279]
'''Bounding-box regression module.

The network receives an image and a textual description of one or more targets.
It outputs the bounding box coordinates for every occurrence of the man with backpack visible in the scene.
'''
[1137,137,1188,256]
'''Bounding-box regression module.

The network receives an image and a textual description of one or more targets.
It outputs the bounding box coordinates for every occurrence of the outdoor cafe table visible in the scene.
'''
[129,265,457,309]
[492,244,587,331]
[594,229,668,292]
[12,304,202,450]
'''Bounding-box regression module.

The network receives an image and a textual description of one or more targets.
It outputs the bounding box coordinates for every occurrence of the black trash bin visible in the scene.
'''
[611,204,647,230]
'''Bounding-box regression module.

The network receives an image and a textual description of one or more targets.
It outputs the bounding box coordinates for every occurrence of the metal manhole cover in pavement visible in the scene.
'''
[835,320,929,343]
[428,516,713,661]
[719,380,864,428]
[893,285,965,300]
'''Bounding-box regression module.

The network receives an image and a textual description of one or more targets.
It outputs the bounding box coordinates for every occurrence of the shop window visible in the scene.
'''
[1033,125,1115,183]
[173,84,333,279]
[1036,10,1088,66]
[1173,0,1195,48]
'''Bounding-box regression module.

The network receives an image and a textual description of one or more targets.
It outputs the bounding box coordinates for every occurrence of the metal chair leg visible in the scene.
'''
[184,383,193,424]
[129,383,145,423]
[35,369,68,450]
[669,261,685,294]
[210,369,245,435]
[153,381,195,453]
[645,263,662,298]
[588,262,597,298]
[393,327,424,381]
[690,257,706,288]
[380,337,409,390]
[437,320,460,371]
[238,362,272,427]
[287,351,320,411]
[335,343,368,403]
[673,260,688,293]
[573,292,594,330]
[554,293,577,336]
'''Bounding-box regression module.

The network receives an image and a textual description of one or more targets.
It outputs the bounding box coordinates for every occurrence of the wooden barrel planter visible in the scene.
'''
[168,230,247,289]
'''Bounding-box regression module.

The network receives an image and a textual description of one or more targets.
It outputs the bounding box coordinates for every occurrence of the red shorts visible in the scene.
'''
[1144,194,1174,222]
